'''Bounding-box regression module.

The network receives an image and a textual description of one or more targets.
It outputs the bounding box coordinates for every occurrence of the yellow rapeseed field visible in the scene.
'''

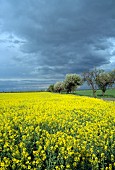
[0,92,115,170]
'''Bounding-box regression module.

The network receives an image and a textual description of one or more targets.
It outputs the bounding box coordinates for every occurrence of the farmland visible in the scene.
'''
[0,92,115,169]
[75,88,115,98]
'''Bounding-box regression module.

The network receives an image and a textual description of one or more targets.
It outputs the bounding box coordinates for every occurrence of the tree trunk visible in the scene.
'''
[93,90,97,98]
[102,86,106,96]
[91,84,97,98]
[102,91,105,96]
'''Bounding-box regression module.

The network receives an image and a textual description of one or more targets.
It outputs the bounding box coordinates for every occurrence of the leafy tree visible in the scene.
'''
[109,69,115,85]
[83,68,103,97]
[64,74,82,93]
[47,84,54,92]
[96,70,115,96]
[54,82,64,93]
[96,73,111,96]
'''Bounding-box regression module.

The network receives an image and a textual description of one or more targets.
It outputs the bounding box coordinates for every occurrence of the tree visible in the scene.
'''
[54,82,64,93]
[96,70,115,96]
[47,84,54,92]
[96,72,111,96]
[109,69,115,85]
[83,68,103,97]
[64,74,82,93]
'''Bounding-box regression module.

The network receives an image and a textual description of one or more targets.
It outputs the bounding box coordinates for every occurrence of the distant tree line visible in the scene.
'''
[47,68,115,97]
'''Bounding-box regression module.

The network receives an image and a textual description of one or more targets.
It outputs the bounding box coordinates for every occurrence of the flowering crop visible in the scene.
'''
[0,92,115,170]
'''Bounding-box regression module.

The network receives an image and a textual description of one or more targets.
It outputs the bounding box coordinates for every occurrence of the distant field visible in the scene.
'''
[75,88,115,98]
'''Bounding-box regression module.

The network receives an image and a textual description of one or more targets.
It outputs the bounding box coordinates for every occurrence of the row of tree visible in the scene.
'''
[47,69,115,97]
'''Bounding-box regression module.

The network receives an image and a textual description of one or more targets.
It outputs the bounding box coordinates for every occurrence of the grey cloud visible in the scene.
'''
[13,40,25,44]
[0,79,56,92]
[0,0,115,83]
[0,39,6,43]
[112,50,115,55]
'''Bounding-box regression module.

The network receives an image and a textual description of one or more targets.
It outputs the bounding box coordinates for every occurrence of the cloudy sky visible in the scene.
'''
[0,0,115,91]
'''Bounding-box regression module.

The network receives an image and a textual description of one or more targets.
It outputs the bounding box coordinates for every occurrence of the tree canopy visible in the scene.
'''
[83,69,103,97]
[54,82,64,93]
[96,70,115,96]
[64,74,82,93]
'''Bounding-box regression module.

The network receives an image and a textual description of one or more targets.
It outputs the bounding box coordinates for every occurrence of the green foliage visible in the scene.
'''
[83,69,104,97]
[64,74,82,93]
[96,71,115,96]
[47,69,115,96]
[109,69,115,84]
[54,82,64,93]
[47,84,54,92]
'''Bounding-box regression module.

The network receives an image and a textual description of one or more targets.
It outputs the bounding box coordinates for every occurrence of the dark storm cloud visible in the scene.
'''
[0,79,57,92]
[0,0,115,81]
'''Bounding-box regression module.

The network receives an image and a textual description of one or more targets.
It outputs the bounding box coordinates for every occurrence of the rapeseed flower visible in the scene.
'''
[0,92,115,169]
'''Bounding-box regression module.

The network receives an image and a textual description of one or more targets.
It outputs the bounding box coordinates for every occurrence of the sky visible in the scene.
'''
[0,0,115,91]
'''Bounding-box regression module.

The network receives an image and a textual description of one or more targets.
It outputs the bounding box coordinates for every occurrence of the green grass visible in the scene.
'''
[74,88,115,98]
